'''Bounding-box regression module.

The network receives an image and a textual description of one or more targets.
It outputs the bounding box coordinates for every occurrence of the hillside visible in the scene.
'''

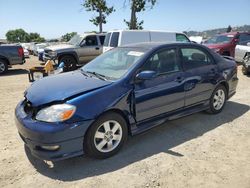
[186,25,250,38]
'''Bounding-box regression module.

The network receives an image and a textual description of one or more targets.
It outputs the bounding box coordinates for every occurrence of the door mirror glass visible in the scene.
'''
[247,42,250,46]
[136,70,156,80]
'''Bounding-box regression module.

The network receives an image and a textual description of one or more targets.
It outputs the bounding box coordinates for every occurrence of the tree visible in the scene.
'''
[5,29,45,43]
[61,32,77,42]
[227,25,232,33]
[82,0,115,33]
[124,0,156,30]
[6,29,30,43]
[29,32,45,42]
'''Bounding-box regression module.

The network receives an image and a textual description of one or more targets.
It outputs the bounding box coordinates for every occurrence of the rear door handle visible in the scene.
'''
[95,47,100,50]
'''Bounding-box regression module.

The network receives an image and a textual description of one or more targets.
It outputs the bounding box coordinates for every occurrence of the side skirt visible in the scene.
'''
[130,101,210,136]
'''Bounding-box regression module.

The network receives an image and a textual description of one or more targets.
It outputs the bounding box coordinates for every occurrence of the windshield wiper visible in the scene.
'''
[86,71,108,81]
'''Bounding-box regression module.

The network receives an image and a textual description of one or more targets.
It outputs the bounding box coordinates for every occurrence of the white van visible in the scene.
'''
[103,30,190,53]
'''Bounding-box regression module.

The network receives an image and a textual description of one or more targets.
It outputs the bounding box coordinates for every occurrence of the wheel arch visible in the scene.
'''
[57,52,79,64]
[217,81,229,99]
[0,55,10,65]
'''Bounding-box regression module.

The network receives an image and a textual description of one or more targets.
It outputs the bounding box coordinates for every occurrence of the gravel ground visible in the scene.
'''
[0,56,250,188]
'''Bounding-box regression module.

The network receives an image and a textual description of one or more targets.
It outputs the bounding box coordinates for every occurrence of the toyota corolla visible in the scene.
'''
[15,43,238,161]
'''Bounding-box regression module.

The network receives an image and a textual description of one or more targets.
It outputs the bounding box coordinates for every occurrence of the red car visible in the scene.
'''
[203,32,250,57]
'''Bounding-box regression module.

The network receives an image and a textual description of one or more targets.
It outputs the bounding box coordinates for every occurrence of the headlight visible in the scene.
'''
[48,51,57,57]
[36,104,76,122]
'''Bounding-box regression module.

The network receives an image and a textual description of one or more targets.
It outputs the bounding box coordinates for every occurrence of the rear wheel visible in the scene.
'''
[0,60,8,74]
[59,55,77,72]
[207,85,227,114]
[84,112,128,159]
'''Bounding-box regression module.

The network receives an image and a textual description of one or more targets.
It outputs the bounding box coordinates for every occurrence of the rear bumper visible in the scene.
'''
[15,101,94,161]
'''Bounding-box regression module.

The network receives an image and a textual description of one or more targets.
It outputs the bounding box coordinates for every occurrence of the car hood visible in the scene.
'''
[25,70,112,107]
[45,44,75,51]
[204,43,229,49]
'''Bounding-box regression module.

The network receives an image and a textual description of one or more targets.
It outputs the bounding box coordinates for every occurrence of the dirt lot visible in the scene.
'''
[0,56,250,188]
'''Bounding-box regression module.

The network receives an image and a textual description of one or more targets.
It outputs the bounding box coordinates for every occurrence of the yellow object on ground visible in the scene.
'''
[44,60,54,73]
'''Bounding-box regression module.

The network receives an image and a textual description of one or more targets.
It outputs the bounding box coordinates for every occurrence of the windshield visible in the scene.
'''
[81,48,146,80]
[205,35,234,44]
[68,34,84,45]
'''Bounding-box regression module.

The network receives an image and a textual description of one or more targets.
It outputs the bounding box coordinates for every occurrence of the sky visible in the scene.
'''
[0,0,250,39]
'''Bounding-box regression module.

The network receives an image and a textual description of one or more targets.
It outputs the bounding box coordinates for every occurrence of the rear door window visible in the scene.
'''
[180,48,212,70]
[239,34,250,45]
[99,35,105,45]
[110,32,119,47]
[176,34,190,42]
[103,33,111,46]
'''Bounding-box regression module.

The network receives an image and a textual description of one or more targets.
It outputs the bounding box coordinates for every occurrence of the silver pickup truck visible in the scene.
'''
[0,44,25,74]
[44,33,106,71]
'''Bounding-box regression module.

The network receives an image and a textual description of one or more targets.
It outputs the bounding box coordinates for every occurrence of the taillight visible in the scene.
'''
[18,47,24,57]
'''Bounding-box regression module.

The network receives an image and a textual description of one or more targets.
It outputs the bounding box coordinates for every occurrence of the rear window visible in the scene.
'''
[99,35,105,45]
[176,34,190,42]
[104,33,111,46]
[110,32,119,47]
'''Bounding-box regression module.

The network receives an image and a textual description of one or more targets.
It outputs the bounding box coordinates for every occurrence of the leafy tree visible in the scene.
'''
[124,0,156,30]
[29,32,45,42]
[227,25,232,33]
[6,29,45,43]
[82,0,115,32]
[61,32,77,42]
[6,29,30,43]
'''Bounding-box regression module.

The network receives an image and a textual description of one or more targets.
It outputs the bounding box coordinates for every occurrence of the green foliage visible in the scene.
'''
[82,0,115,32]
[5,29,45,43]
[61,32,77,42]
[124,0,156,30]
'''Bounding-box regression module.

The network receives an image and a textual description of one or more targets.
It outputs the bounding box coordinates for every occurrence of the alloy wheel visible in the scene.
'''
[213,89,225,110]
[94,120,123,153]
[0,62,5,73]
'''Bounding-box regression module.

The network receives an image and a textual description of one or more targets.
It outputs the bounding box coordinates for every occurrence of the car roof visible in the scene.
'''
[121,42,201,50]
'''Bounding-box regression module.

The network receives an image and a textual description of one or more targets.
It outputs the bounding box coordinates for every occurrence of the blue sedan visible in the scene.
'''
[15,42,238,161]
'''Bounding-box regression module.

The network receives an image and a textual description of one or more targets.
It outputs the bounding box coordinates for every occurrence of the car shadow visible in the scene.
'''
[25,101,249,181]
[0,69,28,76]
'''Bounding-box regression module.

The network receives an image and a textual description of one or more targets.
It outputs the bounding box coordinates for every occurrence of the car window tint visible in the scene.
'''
[85,36,98,46]
[142,48,180,74]
[99,36,105,45]
[104,33,111,46]
[181,48,212,69]
[239,34,250,44]
[110,32,119,47]
[176,34,190,42]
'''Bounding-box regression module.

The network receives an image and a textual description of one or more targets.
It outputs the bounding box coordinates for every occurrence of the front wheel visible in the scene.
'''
[207,85,227,114]
[84,112,128,159]
[59,55,77,72]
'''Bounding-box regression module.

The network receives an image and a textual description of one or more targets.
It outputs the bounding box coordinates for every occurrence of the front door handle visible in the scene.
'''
[175,76,184,83]
[95,47,100,50]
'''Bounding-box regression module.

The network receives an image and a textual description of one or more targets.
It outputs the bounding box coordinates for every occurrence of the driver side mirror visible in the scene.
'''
[136,70,157,81]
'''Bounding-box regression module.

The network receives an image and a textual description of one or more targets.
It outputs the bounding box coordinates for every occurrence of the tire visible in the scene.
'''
[207,85,227,114]
[0,60,8,74]
[84,112,128,159]
[59,55,77,72]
